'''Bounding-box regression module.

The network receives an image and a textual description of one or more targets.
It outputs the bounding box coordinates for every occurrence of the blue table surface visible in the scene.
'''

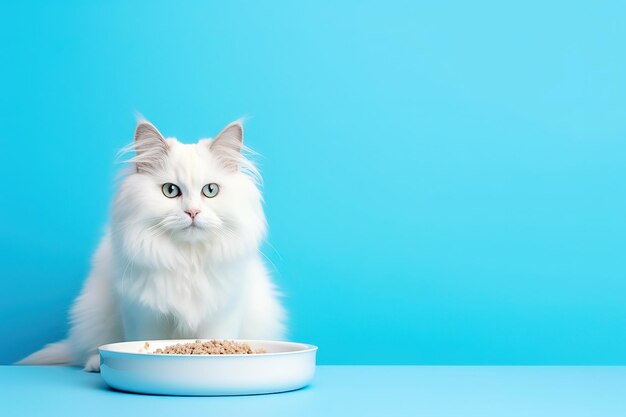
[2,365,626,416]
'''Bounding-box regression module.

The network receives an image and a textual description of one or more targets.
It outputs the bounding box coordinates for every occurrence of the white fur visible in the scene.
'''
[18,120,286,371]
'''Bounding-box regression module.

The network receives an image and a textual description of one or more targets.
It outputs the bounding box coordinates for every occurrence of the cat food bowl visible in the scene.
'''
[99,339,317,396]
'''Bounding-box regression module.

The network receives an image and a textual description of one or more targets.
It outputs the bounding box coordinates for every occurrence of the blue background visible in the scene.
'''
[1,0,625,365]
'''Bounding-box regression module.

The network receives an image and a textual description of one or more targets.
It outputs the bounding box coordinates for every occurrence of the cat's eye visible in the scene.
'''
[202,183,219,198]
[162,183,181,198]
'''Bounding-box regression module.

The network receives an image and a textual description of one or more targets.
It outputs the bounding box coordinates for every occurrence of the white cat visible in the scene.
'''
[18,119,286,371]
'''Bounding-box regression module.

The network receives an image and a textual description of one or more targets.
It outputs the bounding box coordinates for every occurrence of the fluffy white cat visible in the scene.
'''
[18,119,286,371]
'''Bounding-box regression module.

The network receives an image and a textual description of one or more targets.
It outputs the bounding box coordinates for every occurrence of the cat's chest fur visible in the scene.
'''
[113,245,248,337]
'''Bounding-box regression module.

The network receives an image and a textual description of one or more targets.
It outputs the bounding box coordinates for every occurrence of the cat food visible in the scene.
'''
[153,340,266,355]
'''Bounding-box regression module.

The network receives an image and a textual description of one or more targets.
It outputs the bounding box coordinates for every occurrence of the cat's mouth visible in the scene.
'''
[182,222,205,231]
[178,222,210,240]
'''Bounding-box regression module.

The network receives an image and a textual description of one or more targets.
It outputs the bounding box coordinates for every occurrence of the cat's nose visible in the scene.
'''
[184,209,201,220]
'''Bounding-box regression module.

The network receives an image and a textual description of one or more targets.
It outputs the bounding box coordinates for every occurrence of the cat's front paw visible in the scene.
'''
[83,354,101,372]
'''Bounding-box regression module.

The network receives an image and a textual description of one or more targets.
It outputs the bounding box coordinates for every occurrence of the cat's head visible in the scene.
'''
[112,119,266,262]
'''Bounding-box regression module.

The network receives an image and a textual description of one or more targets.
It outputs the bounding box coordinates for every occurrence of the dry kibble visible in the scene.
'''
[153,340,266,355]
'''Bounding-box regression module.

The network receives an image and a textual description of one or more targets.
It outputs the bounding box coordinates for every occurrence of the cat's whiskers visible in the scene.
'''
[114,216,166,235]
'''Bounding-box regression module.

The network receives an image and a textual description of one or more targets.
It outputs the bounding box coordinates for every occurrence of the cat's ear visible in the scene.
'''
[209,120,244,171]
[133,120,168,173]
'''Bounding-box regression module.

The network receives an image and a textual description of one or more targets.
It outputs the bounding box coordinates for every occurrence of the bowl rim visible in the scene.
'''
[99,338,318,359]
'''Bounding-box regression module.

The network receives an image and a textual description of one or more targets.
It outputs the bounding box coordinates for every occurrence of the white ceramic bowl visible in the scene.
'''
[99,339,318,396]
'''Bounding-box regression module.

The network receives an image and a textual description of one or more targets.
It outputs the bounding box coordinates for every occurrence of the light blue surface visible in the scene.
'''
[3,366,626,416]
[1,1,626,365]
